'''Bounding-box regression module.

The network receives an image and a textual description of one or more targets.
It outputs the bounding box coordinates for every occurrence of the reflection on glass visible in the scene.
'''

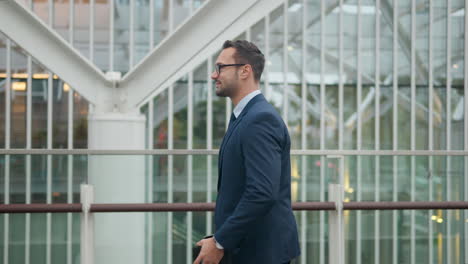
[53,0,70,41]
[0,35,5,149]
[114,0,130,72]
[433,87,447,150]
[361,86,375,150]
[268,6,284,115]
[52,78,69,148]
[154,0,170,45]
[31,62,48,149]
[33,0,49,24]
[10,43,27,149]
[173,76,188,149]
[31,155,47,203]
[325,85,338,149]
[193,62,208,149]
[74,0,90,59]
[153,90,169,149]
[173,0,193,30]
[73,155,89,202]
[73,92,88,149]
[94,0,111,70]
[52,155,69,203]
[306,85,320,150]
[343,85,358,149]
[135,0,150,65]
[10,214,26,263]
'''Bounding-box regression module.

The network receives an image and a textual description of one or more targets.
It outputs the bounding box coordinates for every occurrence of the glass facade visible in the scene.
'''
[1,0,467,263]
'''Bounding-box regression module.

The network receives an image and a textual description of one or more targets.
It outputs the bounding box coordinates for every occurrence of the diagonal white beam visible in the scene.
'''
[121,0,284,108]
[0,0,112,107]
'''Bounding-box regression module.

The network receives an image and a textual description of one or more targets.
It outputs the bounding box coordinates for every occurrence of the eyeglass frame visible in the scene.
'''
[214,63,247,75]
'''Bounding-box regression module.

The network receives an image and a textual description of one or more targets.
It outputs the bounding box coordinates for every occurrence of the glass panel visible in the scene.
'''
[31,155,47,203]
[10,155,25,204]
[33,0,49,24]
[343,85,357,149]
[287,0,302,150]
[52,155,68,203]
[173,155,187,262]
[0,34,5,149]
[415,0,430,151]
[305,0,321,150]
[114,0,130,72]
[379,0,394,150]
[173,76,188,149]
[72,92,88,149]
[193,62,207,149]
[53,78,70,149]
[153,90,169,149]
[451,0,465,150]
[396,1,412,150]
[268,6,284,114]
[74,0,90,59]
[31,62,48,149]
[135,0,150,65]
[433,0,447,150]
[10,43,27,149]
[10,214,26,263]
[0,156,4,204]
[173,0,192,29]
[95,0,111,70]
[154,0,170,46]
[53,0,70,40]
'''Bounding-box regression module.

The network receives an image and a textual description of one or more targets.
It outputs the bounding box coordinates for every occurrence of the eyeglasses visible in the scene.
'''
[214,64,246,75]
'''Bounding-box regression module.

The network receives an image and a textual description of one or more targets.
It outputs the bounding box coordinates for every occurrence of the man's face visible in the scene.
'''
[211,48,240,97]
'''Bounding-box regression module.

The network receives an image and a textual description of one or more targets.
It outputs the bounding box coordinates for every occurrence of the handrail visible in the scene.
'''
[0,201,467,214]
[0,149,467,156]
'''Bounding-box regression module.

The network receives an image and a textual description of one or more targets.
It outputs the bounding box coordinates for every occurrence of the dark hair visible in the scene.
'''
[222,40,265,82]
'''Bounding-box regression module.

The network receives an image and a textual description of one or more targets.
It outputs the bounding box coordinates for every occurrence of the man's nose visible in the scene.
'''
[211,71,218,80]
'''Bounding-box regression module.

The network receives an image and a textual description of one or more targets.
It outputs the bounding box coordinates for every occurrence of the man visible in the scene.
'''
[194,40,300,264]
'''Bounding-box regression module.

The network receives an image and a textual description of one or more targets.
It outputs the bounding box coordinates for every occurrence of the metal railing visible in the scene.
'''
[1,184,467,264]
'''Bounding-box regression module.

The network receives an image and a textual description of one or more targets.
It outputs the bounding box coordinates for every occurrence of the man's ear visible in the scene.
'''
[239,65,252,80]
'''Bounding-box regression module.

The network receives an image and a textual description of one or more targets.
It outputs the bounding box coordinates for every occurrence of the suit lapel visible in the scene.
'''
[217,94,265,190]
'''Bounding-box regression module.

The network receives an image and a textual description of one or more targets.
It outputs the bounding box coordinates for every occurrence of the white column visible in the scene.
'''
[87,111,146,264]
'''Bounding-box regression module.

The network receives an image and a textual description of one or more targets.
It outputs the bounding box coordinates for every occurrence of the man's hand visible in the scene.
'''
[193,237,224,264]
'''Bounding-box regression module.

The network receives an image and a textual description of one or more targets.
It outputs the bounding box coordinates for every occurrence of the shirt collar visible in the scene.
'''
[233,90,261,118]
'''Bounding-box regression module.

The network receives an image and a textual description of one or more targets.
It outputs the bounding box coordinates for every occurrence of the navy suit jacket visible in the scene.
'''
[214,94,300,264]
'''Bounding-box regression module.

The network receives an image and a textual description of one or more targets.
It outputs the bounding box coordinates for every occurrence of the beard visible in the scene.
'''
[215,78,238,97]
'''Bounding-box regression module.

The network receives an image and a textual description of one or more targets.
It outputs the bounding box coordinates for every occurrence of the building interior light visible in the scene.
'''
[33,73,50,79]
[453,64,459,69]
[346,187,354,194]
[436,218,443,223]
[287,46,294,51]
[0,73,6,78]
[12,73,28,79]
[431,215,438,221]
[12,81,26,91]
[63,83,70,92]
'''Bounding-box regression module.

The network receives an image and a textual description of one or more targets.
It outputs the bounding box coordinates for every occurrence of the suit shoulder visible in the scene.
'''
[246,101,283,125]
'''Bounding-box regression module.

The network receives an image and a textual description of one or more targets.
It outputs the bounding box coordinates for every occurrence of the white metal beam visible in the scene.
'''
[0,0,111,107]
[122,0,285,108]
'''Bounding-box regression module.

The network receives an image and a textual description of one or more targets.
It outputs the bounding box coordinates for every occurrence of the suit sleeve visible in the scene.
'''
[214,112,283,250]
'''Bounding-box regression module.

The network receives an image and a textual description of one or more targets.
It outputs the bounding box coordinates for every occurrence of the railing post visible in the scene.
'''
[81,184,94,264]
[328,183,344,264]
